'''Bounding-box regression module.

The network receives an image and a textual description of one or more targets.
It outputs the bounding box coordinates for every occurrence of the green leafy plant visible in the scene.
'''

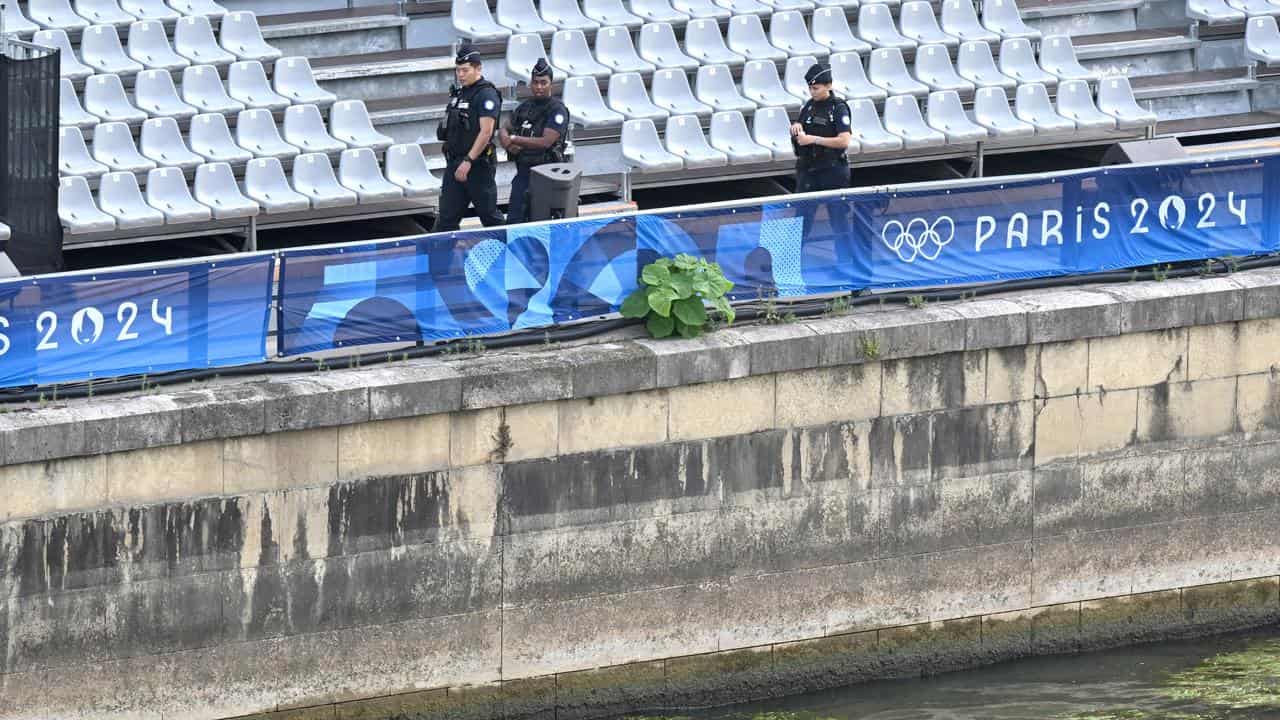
[907,294,926,309]
[859,335,881,360]
[621,254,735,338]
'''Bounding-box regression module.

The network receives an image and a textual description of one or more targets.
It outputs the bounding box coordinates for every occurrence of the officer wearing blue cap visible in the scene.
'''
[498,58,571,224]
[791,62,853,193]
[433,44,505,231]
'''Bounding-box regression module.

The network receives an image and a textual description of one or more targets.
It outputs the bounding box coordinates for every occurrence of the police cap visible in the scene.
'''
[531,57,554,81]
[804,62,832,86]
[455,44,482,66]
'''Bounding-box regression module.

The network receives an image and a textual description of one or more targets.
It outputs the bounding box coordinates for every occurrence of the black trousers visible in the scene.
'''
[795,163,855,279]
[507,164,533,225]
[432,158,505,232]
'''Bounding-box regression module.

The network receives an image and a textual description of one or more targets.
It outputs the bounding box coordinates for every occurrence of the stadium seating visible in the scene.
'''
[742,59,803,109]
[83,74,147,123]
[122,0,180,22]
[675,0,731,20]
[99,171,165,228]
[135,69,199,119]
[621,118,684,171]
[174,16,236,66]
[183,64,246,114]
[384,144,444,197]
[639,22,700,69]
[193,162,261,219]
[82,25,144,75]
[564,76,626,125]
[228,61,291,111]
[900,1,958,48]
[551,29,611,78]
[60,127,110,178]
[29,0,92,30]
[664,114,729,168]
[273,58,336,106]
[727,14,787,62]
[292,152,357,209]
[237,108,301,160]
[584,0,644,27]
[452,0,512,41]
[330,100,394,151]
[1097,77,1157,129]
[686,18,746,65]
[695,64,755,112]
[338,148,405,204]
[770,11,828,57]
[1056,80,1117,131]
[36,29,94,79]
[596,26,656,73]
[60,79,100,129]
[632,0,689,23]
[925,90,988,143]
[5,1,44,33]
[59,176,118,234]
[542,0,601,31]
[957,41,1017,91]
[751,106,796,160]
[883,95,946,148]
[869,48,930,97]
[858,4,915,50]
[973,86,1035,138]
[189,112,254,163]
[652,68,714,116]
[74,0,134,26]
[146,167,214,223]
[283,104,347,153]
[128,20,191,71]
[710,110,774,164]
[848,97,903,152]
[914,44,974,93]
[941,0,999,43]
[244,157,311,213]
[1014,83,1075,134]
[810,8,870,54]
[140,117,205,169]
[498,0,556,33]
[608,72,668,119]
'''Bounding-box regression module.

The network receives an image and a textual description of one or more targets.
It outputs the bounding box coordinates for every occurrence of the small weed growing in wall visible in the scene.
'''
[859,335,881,360]
[907,295,926,309]
[622,254,735,339]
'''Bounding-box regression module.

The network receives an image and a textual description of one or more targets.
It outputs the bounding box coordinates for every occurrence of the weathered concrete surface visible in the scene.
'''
[3,271,1280,719]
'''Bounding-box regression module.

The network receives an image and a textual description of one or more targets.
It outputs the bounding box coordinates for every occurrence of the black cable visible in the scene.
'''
[3,253,1273,403]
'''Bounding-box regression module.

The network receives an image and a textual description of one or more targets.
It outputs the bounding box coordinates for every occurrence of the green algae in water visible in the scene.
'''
[1162,639,1280,709]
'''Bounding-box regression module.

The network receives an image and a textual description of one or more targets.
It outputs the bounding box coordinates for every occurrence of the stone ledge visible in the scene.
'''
[5,269,1280,467]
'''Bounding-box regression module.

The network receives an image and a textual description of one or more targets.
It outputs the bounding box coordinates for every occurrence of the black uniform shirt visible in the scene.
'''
[796,95,852,169]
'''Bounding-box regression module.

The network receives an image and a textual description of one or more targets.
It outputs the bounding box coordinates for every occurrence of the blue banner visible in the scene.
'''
[0,254,274,388]
[278,155,1278,356]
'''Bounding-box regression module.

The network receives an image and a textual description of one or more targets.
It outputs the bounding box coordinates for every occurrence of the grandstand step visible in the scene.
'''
[1018,0,1143,35]
[1073,29,1199,76]
[1156,111,1280,138]
[1130,68,1256,121]
[259,6,408,59]
[310,48,458,101]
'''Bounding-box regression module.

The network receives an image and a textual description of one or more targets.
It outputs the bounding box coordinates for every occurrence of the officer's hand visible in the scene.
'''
[796,134,815,147]
[790,123,803,137]
[455,160,471,182]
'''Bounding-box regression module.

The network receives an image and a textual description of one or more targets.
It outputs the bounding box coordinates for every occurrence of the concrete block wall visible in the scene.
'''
[4,269,1280,719]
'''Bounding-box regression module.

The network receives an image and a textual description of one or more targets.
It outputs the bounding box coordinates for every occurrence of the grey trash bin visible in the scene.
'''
[528,163,582,221]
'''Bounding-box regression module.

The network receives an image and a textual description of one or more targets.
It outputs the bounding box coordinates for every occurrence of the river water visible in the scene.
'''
[675,630,1280,720]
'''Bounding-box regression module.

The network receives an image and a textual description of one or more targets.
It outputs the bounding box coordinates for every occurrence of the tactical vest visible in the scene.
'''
[796,95,850,170]
[511,97,568,167]
[439,78,499,162]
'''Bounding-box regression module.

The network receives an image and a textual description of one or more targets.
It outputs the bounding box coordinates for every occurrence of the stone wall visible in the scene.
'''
[4,269,1280,720]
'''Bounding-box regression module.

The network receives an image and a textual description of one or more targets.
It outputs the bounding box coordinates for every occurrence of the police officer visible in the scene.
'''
[498,58,570,225]
[433,44,505,232]
[791,62,853,193]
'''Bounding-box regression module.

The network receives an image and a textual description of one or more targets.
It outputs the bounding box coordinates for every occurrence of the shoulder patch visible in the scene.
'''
[554,113,565,124]
[484,99,496,111]
[841,115,850,125]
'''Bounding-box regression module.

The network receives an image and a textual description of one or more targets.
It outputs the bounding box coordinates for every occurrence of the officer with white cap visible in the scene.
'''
[433,44,505,231]
[498,58,571,224]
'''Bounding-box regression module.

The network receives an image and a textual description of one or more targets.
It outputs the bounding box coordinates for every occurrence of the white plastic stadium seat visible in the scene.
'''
[1227,0,1280,15]
[752,105,796,160]
[811,8,871,54]
[220,12,281,62]
[869,48,929,96]
[59,176,117,233]
[134,69,198,119]
[1096,76,1156,129]
[193,162,260,219]
[899,1,957,48]
[607,72,668,119]
[913,44,973,92]
[957,40,1016,90]
[743,60,803,109]
[92,121,157,171]
[34,30,94,80]
[453,0,512,41]
[189,112,254,163]
[338,148,404,203]
[982,0,1039,40]
[60,126,110,178]
[831,51,888,102]
[291,152,357,208]
[972,86,1034,138]
[940,0,998,43]
[551,29,610,77]
[639,22,700,70]
[715,0,773,15]
[631,0,690,23]
[883,94,946,148]
[384,143,443,197]
[167,0,229,17]
[999,38,1057,87]
[121,0,178,21]
[858,4,914,50]
[595,26,655,72]
[621,118,683,172]
[506,33,549,81]
[174,16,236,65]
[83,74,147,123]
[98,171,165,228]
[925,90,987,143]
[146,167,212,223]
[274,57,337,106]
[760,0,814,10]
[228,60,290,111]
[282,103,347,153]
[127,20,189,71]
[686,18,745,65]
[1186,0,1245,24]
[652,68,714,116]
[330,100,394,151]
[583,0,643,28]
[75,0,135,26]
[1040,35,1096,81]
[243,156,310,212]
[28,0,90,30]
[814,0,859,7]
[1248,16,1280,64]
[564,76,626,126]
[81,24,144,75]
[4,2,42,33]
[709,110,773,164]
[1055,79,1115,131]
[182,64,246,114]
[784,54,820,101]
[695,64,755,112]
[1014,82,1074,133]
[237,108,301,159]
[139,116,204,169]
[60,79,100,129]
[497,0,556,33]
[770,11,829,57]
[673,0,731,19]
[542,0,600,29]
[727,14,787,62]
[848,97,904,152]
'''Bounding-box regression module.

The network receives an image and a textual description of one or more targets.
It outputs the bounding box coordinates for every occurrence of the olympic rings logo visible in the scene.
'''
[879,216,955,263]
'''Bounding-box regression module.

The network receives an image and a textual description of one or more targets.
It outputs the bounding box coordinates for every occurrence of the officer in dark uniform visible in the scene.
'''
[432,44,505,232]
[498,58,570,225]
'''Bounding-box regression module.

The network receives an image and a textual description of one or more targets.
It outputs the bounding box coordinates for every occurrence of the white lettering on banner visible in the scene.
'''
[0,298,175,358]
[883,191,1249,263]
